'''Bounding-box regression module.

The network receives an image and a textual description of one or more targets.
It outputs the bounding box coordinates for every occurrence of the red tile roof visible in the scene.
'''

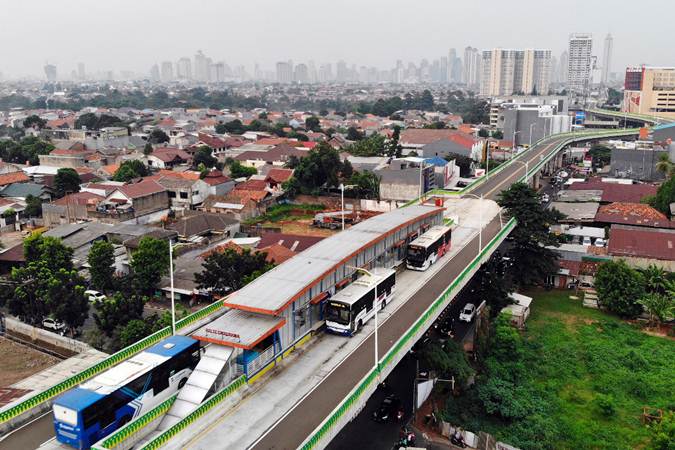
[201,169,231,186]
[257,232,324,252]
[400,129,478,149]
[0,172,29,187]
[235,179,268,191]
[558,260,581,277]
[235,143,309,163]
[568,180,658,203]
[151,148,192,163]
[608,224,675,261]
[256,244,296,264]
[115,179,166,199]
[595,202,672,228]
[266,168,293,184]
[226,189,269,204]
[197,132,227,149]
[53,191,104,206]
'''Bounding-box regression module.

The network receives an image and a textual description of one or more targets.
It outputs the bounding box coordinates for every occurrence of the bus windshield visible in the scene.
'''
[326,302,351,325]
[407,245,426,261]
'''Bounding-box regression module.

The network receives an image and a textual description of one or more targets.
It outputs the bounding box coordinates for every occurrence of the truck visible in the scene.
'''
[312,211,355,229]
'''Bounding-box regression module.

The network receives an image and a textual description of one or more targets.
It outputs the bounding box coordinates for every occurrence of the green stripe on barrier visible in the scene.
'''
[301,218,517,450]
[93,394,177,450]
[0,299,225,425]
[138,375,247,450]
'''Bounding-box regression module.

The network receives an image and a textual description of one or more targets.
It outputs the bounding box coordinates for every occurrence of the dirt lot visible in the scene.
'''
[0,336,58,387]
[265,219,338,237]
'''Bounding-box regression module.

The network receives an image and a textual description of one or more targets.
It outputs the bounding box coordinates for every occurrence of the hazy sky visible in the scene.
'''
[2,0,674,78]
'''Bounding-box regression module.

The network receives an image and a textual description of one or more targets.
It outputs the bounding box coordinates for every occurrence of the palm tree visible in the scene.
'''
[642,264,667,294]
[638,293,674,327]
[655,153,674,177]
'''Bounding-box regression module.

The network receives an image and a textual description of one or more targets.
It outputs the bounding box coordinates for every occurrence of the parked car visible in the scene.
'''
[541,194,550,204]
[594,238,606,248]
[582,236,592,246]
[372,395,404,423]
[84,290,106,304]
[42,318,66,335]
[459,303,476,322]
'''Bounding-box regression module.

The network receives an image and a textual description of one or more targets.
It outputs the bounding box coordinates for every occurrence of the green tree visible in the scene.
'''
[283,142,342,196]
[346,171,380,199]
[217,119,246,135]
[493,130,504,139]
[93,292,145,337]
[305,116,321,132]
[388,125,403,158]
[341,159,354,179]
[346,127,363,141]
[118,319,151,348]
[75,113,124,131]
[647,411,675,450]
[478,128,490,138]
[23,115,47,129]
[54,168,81,197]
[24,194,42,217]
[475,251,514,318]
[638,293,674,327]
[444,152,474,177]
[655,153,674,178]
[193,146,218,169]
[112,160,148,182]
[88,240,115,292]
[228,161,257,178]
[422,340,475,388]
[653,175,675,217]
[498,182,564,286]
[8,235,88,332]
[344,133,386,156]
[588,144,613,167]
[595,259,645,318]
[0,136,54,165]
[143,142,154,155]
[195,248,273,294]
[131,237,170,293]
[147,129,169,144]
[642,264,668,294]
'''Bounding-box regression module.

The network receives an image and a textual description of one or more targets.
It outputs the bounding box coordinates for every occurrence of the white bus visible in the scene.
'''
[325,268,396,336]
[406,225,452,271]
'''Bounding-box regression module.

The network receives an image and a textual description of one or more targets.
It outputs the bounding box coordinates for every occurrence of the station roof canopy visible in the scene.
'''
[223,205,443,315]
[193,309,286,350]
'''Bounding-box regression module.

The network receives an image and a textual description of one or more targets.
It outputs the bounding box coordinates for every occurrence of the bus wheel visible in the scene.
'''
[357,320,363,332]
[178,378,188,389]
[381,300,386,310]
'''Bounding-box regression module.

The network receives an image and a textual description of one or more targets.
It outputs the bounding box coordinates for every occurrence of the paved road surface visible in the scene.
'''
[250,135,574,450]
[0,413,53,450]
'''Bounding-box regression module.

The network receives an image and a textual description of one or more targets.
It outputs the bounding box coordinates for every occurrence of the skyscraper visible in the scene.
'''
[601,33,613,85]
[559,51,569,84]
[177,57,192,80]
[194,50,209,82]
[480,49,551,96]
[463,47,481,86]
[448,48,457,82]
[567,33,593,94]
[150,64,160,82]
[294,64,309,83]
[160,61,173,82]
[276,61,293,84]
[77,63,85,80]
[44,64,57,82]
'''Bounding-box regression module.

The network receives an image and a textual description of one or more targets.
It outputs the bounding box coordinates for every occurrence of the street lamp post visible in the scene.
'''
[339,184,357,231]
[529,123,536,147]
[512,131,521,160]
[462,194,484,252]
[512,159,530,184]
[169,239,176,335]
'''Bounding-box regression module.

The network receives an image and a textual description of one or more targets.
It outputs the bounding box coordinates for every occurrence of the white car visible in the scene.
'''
[84,290,106,303]
[582,236,592,246]
[594,238,606,248]
[459,303,476,322]
[541,194,550,204]
[42,318,66,334]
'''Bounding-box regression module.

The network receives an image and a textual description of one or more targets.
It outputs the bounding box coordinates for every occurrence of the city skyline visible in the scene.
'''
[2,0,675,79]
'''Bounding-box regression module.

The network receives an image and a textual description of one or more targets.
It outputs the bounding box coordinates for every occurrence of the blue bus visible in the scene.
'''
[53,335,201,449]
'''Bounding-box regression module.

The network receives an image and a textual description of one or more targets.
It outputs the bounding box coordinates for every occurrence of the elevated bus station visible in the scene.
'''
[191,204,445,379]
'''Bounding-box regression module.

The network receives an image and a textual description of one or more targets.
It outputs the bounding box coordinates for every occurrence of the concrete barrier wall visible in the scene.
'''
[4,317,93,354]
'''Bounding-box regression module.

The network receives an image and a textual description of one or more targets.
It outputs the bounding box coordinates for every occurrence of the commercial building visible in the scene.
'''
[567,33,593,94]
[623,66,675,119]
[463,47,481,87]
[480,49,552,96]
[177,57,192,80]
[192,205,445,378]
[377,158,436,202]
[601,34,613,85]
[499,102,572,146]
[276,61,293,84]
[490,95,568,128]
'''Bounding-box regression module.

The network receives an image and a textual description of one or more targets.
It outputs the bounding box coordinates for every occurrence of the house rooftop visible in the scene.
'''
[608,224,675,261]
[595,202,672,228]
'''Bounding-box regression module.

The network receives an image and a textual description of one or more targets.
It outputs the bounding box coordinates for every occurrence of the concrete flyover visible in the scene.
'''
[586,108,673,127]
[245,128,641,450]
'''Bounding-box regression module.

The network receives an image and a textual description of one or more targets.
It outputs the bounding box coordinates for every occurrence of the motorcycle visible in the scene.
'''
[450,433,467,448]
[395,427,416,448]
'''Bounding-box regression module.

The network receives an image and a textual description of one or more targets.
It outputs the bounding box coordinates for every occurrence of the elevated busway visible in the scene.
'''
[586,108,672,127]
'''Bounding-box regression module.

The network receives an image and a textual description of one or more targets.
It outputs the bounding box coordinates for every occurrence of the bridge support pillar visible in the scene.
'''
[532,172,541,190]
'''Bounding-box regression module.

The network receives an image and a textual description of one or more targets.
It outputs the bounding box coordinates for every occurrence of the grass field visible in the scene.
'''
[446,290,675,450]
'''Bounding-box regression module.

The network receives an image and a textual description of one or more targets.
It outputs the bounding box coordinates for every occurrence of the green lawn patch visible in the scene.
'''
[445,289,675,450]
